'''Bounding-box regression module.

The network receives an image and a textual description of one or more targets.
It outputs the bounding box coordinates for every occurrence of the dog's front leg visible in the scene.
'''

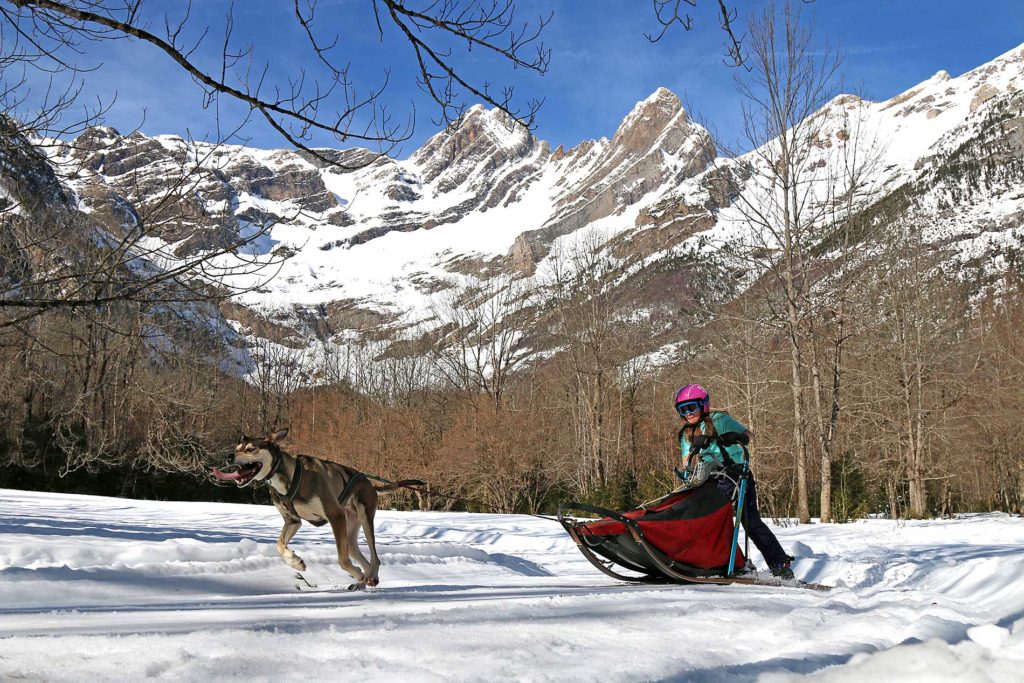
[277,515,306,572]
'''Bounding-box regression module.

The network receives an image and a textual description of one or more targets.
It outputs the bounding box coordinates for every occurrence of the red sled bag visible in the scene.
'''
[560,481,743,582]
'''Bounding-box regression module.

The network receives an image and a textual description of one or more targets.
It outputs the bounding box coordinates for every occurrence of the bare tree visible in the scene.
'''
[803,93,884,522]
[860,214,970,518]
[0,288,238,479]
[0,118,291,329]
[0,1,555,346]
[248,336,314,431]
[721,0,841,523]
[646,0,746,66]
[0,1,551,165]
[542,232,637,496]
[429,274,537,409]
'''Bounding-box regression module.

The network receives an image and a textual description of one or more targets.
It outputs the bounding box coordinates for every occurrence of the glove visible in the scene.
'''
[718,432,750,447]
[689,435,710,453]
[724,463,747,479]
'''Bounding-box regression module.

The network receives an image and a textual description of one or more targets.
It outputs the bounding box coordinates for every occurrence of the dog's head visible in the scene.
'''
[212,428,289,487]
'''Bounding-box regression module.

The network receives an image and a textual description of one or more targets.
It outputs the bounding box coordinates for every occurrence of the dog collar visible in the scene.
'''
[263,450,303,503]
[283,458,304,502]
[265,449,283,479]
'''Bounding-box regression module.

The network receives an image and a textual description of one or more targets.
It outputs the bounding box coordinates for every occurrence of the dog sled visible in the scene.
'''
[558,435,831,592]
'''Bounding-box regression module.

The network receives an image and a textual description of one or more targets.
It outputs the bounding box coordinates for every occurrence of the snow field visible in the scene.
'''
[0,489,1022,681]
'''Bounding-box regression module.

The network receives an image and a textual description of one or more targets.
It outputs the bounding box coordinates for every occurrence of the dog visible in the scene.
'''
[212,428,421,590]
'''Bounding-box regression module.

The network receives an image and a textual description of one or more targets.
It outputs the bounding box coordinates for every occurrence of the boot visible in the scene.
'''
[770,554,795,580]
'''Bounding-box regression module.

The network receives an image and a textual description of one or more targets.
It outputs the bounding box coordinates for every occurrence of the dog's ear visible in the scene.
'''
[268,428,289,443]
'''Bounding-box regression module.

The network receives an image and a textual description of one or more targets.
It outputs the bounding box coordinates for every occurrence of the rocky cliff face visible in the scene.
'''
[545,89,713,241]
[4,44,1024,373]
[61,127,350,256]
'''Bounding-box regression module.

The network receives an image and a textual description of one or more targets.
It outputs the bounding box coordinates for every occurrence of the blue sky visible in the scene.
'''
[21,0,1024,157]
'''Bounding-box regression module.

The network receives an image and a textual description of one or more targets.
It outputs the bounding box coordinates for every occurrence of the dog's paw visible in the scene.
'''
[346,582,367,592]
[366,576,379,588]
[286,557,306,572]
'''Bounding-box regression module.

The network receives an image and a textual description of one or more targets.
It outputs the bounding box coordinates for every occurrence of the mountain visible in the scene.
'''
[6,44,1024,373]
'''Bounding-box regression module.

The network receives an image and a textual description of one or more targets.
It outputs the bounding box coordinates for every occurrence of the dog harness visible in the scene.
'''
[284,458,304,501]
[264,449,304,503]
[267,450,366,506]
[337,471,368,506]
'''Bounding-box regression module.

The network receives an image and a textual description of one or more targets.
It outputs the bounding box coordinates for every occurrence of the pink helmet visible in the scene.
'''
[674,383,710,416]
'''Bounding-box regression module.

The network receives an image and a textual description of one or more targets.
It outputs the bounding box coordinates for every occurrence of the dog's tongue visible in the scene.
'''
[211,467,244,481]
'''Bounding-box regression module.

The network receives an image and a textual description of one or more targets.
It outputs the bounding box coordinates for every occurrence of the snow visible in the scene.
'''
[1,489,1022,681]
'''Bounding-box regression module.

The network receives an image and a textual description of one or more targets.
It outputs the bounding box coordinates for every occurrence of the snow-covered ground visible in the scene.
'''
[1,489,1022,682]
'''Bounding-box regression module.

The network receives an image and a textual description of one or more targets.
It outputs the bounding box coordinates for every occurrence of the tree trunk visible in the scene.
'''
[810,342,829,523]
[787,298,811,524]
[810,316,843,524]
[903,387,928,518]
[887,475,899,519]
[904,303,929,519]
[1017,456,1024,515]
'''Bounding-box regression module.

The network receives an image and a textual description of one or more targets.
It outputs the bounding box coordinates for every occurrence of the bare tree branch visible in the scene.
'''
[646,0,746,67]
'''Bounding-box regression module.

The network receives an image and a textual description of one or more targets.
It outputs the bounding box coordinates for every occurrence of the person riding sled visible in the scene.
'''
[673,383,795,580]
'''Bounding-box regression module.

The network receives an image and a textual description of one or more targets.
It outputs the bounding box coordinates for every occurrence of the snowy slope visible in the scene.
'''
[47,86,714,329]
[664,43,1024,260]
[21,43,1022,370]
[1,488,1022,681]
[218,42,1024,324]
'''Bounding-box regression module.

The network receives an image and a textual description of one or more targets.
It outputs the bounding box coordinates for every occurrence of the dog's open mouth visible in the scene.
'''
[211,462,262,487]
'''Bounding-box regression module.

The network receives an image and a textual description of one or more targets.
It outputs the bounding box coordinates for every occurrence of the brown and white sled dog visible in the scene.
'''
[212,428,419,590]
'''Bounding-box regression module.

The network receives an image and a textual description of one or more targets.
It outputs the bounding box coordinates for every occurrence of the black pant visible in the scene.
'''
[716,474,789,568]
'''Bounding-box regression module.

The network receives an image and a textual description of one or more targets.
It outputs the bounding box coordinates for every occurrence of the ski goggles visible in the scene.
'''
[675,400,705,417]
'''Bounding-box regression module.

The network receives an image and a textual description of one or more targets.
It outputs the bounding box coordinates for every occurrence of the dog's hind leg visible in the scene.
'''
[357,496,381,587]
[327,514,367,590]
[276,514,306,572]
[346,508,373,579]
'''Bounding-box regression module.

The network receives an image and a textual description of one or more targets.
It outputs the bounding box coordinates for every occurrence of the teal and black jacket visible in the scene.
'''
[679,411,749,467]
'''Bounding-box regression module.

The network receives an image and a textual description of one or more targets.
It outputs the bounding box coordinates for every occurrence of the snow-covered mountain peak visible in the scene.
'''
[633,86,683,113]
[953,42,1024,112]
[866,45,1015,132]
[614,88,688,143]
[71,125,124,151]
[413,104,531,162]
[16,44,1020,362]
[456,104,531,149]
[408,103,536,188]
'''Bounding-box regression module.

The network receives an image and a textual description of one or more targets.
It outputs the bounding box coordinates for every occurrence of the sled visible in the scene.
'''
[558,481,831,592]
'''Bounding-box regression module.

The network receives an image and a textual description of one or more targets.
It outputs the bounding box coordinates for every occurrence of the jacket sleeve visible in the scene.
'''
[715,412,749,435]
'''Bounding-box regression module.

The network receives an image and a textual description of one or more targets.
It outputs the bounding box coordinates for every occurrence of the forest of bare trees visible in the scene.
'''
[1,2,1021,519]
[3,220,1021,519]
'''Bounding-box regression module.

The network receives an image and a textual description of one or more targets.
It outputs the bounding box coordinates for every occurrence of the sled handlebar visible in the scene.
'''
[688,432,749,454]
[559,502,637,527]
[717,432,750,447]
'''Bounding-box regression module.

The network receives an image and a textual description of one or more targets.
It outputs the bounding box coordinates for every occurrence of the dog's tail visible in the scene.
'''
[373,479,425,492]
